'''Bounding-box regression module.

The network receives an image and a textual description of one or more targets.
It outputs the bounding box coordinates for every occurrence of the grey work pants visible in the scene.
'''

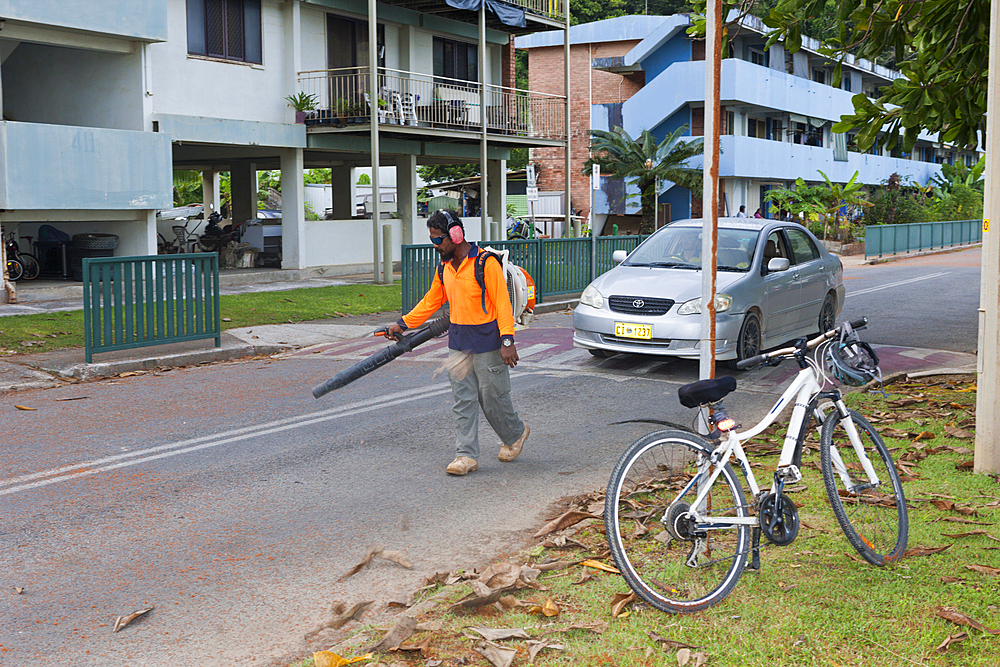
[448,348,525,461]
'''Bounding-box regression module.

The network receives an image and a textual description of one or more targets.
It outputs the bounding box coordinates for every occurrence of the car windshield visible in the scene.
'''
[623,226,760,272]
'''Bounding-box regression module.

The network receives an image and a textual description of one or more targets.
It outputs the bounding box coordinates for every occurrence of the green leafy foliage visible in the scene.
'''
[583,125,704,233]
[764,170,869,240]
[689,0,989,153]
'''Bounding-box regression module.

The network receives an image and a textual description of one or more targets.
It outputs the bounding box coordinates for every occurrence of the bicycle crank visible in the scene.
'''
[758,492,799,546]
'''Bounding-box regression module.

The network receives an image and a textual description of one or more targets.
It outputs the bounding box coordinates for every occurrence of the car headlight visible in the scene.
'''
[580,284,604,309]
[677,293,733,315]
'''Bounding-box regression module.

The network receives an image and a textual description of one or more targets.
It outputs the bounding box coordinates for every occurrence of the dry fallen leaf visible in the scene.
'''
[533,510,603,538]
[14,405,37,411]
[610,591,637,618]
[479,562,521,590]
[933,606,1000,634]
[527,639,564,663]
[936,631,969,653]
[13,587,24,594]
[113,607,153,633]
[943,529,999,541]
[465,626,530,641]
[580,559,620,574]
[475,640,517,667]
[340,545,413,580]
[944,425,974,439]
[964,564,1000,576]
[364,615,417,653]
[329,600,374,629]
[904,544,953,558]
[313,651,374,667]
[529,598,560,617]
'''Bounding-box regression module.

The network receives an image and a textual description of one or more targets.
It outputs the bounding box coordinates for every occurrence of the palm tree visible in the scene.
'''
[583,125,704,233]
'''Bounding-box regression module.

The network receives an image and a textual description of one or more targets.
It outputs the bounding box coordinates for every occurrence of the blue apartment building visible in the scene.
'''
[521,14,979,230]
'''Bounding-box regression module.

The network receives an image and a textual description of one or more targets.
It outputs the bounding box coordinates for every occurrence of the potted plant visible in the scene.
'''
[285,92,318,123]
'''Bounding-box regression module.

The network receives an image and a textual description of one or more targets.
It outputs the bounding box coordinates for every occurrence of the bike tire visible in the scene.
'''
[820,409,908,566]
[18,253,40,280]
[605,429,750,614]
[6,258,24,282]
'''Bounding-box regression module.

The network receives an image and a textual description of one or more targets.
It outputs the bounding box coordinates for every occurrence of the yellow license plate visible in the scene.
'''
[615,322,652,339]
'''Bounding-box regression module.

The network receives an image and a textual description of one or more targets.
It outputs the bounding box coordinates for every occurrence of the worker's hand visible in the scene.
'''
[500,343,518,368]
[384,322,405,341]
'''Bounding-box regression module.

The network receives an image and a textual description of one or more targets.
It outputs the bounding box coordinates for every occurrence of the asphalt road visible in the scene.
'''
[0,248,980,666]
[839,247,981,353]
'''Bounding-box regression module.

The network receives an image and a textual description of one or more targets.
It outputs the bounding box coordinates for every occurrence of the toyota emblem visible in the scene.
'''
[633,299,644,309]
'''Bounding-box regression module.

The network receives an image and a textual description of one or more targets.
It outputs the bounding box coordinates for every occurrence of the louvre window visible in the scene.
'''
[188,0,262,64]
[433,37,478,83]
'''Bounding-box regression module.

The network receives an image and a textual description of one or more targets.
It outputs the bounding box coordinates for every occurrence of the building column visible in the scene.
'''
[202,171,221,218]
[280,147,306,269]
[975,0,1000,474]
[395,154,417,245]
[487,158,506,236]
[331,166,354,219]
[230,160,258,229]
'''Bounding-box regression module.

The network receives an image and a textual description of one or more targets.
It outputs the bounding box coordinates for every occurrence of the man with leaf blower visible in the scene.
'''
[385,210,530,476]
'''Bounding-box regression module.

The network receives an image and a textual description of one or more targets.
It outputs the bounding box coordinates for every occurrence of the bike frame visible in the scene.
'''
[680,362,883,529]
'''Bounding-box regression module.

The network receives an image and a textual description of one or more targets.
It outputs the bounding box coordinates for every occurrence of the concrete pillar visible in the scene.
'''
[231,160,258,228]
[202,171,221,218]
[395,153,417,245]
[974,0,1000,474]
[487,158,506,237]
[330,166,353,219]
[280,148,306,269]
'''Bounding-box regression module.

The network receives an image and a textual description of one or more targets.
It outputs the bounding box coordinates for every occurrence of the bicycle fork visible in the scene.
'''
[826,400,882,492]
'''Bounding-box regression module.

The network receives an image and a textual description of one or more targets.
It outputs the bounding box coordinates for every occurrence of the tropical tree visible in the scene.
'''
[583,125,704,233]
[765,170,869,240]
[929,156,986,197]
[689,0,989,153]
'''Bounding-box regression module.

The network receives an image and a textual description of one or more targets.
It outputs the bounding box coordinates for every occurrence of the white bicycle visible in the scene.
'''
[605,317,908,613]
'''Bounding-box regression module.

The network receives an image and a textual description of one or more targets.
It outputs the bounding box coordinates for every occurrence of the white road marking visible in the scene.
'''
[846,272,949,297]
[515,343,558,358]
[0,383,452,497]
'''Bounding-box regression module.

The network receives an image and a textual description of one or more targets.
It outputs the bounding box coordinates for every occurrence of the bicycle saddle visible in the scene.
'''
[678,376,737,408]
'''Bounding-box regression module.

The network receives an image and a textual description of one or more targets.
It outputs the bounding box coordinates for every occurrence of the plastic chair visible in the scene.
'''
[172,225,199,254]
[364,92,390,123]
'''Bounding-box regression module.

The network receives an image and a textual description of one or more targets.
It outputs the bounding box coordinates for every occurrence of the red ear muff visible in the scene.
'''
[449,223,464,243]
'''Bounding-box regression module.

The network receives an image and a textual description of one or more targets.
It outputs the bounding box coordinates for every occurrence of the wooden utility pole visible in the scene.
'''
[698,0,722,380]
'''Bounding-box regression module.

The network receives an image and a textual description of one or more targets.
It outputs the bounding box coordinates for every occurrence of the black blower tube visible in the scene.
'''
[312,316,450,398]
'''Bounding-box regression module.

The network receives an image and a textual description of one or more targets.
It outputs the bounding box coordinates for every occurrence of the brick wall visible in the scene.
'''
[524,40,643,219]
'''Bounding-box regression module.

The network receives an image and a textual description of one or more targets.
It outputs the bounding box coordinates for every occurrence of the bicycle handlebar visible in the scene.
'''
[735,317,869,370]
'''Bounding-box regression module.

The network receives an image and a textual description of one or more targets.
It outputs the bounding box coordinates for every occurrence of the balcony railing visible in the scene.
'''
[297,67,566,142]
[511,0,565,21]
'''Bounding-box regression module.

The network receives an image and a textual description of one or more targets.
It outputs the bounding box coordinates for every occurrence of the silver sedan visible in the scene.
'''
[573,218,845,368]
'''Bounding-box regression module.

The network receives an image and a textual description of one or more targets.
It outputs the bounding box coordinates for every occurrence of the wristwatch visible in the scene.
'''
[502,338,513,347]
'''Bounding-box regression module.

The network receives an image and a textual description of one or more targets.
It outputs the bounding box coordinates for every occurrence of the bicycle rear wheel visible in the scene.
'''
[605,429,750,613]
[18,253,40,280]
[820,409,908,565]
[6,258,23,281]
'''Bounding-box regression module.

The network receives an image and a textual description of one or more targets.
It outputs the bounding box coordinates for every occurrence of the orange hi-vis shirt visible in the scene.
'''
[399,244,516,353]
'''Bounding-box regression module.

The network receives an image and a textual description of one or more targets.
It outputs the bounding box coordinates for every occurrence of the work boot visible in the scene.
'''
[446,456,479,476]
[499,425,530,463]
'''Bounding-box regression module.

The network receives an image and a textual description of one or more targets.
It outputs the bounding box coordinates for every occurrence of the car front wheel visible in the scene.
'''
[727,312,762,370]
[817,294,836,335]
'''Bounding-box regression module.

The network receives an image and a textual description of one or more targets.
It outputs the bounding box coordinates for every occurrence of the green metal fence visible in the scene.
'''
[83,253,221,362]
[864,219,982,259]
[401,235,648,312]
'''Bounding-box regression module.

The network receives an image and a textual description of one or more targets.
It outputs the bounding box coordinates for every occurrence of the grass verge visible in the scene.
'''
[296,375,1000,667]
[0,282,401,356]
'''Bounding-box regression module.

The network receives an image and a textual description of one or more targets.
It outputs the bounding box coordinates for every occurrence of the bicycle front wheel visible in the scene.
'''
[18,253,40,280]
[820,409,908,565]
[605,429,750,613]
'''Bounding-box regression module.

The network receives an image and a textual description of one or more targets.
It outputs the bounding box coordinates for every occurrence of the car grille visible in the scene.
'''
[609,295,674,316]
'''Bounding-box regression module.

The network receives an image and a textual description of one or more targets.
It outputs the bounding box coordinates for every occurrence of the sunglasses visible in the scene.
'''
[430,234,447,245]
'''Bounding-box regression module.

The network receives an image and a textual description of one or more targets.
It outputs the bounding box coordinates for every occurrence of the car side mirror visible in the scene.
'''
[612,250,628,264]
[767,257,790,272]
